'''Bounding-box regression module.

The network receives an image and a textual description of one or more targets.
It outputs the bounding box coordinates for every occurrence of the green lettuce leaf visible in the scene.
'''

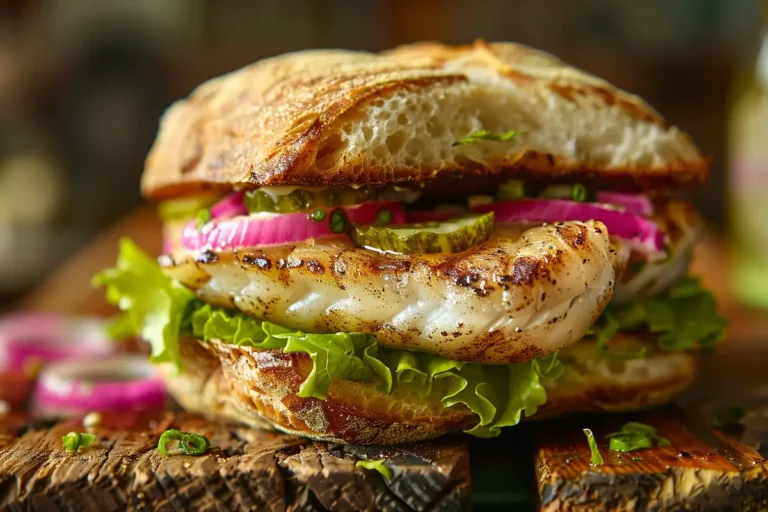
[93,238,196,369]
[95,239,562,438]
[589,276,726,355]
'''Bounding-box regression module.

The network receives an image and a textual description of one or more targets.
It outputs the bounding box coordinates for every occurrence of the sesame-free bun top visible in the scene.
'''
[142,40,707,200]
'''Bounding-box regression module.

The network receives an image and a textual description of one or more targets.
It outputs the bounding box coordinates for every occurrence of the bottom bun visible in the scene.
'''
[160,333,697,444]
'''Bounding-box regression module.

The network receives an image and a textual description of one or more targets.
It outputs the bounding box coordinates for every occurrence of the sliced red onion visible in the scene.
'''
[0,313,116,373]
[33,355,165,417]
[597,192,654,217]
[406,205,467,223]
[473,199,665,253]
[210,191,247,219]
[181,201,405,252]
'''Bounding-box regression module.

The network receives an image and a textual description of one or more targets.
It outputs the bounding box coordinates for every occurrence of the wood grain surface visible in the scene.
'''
[534,405,768,512]
[531,234,768,512]
[0,410,471,512]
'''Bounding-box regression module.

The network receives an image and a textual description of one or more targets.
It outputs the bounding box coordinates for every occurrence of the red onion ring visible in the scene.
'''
[33,355,165,417]
[181,201,406,252]
[596,192,654,217]
[0,313,116,373]
[473,199,665,254]
[210,191,247,218]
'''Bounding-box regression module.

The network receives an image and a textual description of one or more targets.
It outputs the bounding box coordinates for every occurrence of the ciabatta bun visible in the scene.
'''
[161,334,696,444]
[143,41,706,200]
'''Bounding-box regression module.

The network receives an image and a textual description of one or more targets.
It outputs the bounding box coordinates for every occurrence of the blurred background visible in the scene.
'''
[0,0,766,309]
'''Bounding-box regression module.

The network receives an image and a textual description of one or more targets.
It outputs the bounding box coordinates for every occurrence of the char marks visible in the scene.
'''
[162,220,628,364]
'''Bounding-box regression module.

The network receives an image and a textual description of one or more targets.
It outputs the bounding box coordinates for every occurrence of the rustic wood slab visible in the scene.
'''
[534,405,768,512]
[0,410,471,512]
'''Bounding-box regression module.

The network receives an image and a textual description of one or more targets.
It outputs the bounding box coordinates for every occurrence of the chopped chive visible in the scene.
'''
[375,207,393,225]
[453,129,526,146]
[571,184,589,202]
[180,432,210,456]
[62,431,96,454]
[329,209,348,233]
[583,428,604,466]
[195,208,212,232]
[158,429,210,457]
[309,209,327,222]
[157,429,184,457]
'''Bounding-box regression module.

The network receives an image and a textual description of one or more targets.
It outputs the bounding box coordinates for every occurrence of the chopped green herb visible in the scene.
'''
[195,208,212,232]
[309,209,327,222]
[453,129,526,147]
[606,422,670,452]
[62,432,96,454]
[497,180,526,200]
[329,209,348,233]
[158,429,210,457]
[583,428,604,466]
[180,432,211,456]
[355,459,393,480]
[375,207,393,225]
[571,184,589,202]
[710,404,747,429]
[157,429,184,456]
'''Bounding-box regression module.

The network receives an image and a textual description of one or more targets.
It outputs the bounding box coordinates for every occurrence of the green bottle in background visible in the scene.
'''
[729,0,768,309]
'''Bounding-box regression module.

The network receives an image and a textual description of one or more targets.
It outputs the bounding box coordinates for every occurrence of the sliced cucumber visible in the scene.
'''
[351,212,495,254]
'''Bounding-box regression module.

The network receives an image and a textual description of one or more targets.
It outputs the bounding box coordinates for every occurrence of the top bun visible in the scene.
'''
[142,40,707,200]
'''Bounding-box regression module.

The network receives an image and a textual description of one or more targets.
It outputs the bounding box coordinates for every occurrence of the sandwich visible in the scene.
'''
[96,41,726,444]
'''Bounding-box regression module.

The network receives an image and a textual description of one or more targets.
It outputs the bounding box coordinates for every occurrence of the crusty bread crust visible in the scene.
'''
[142,41,707,200]
[161,334,697,444]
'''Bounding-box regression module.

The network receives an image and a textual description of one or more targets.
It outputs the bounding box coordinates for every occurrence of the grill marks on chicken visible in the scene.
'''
[161,220,628,364]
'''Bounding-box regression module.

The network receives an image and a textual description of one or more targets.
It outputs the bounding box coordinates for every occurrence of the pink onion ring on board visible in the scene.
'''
[0,313,115,373]
[181,201,406,252]
[33,355,165,417]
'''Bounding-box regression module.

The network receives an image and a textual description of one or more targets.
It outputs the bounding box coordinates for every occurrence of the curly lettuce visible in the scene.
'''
[589,276,727,358]
[95,238,562,438]
[93,238,197,369]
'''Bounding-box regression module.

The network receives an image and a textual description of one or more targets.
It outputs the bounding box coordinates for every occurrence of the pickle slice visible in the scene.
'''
[244,186,377,213]
[244,185,421,213]
[351,212,495,254]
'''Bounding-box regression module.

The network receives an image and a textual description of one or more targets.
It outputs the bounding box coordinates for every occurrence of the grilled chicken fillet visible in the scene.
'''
[162,220,629,364]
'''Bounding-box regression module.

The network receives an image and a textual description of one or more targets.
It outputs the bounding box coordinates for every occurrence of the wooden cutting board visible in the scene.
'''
[0,410,471,512]
[534,404,768,511]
